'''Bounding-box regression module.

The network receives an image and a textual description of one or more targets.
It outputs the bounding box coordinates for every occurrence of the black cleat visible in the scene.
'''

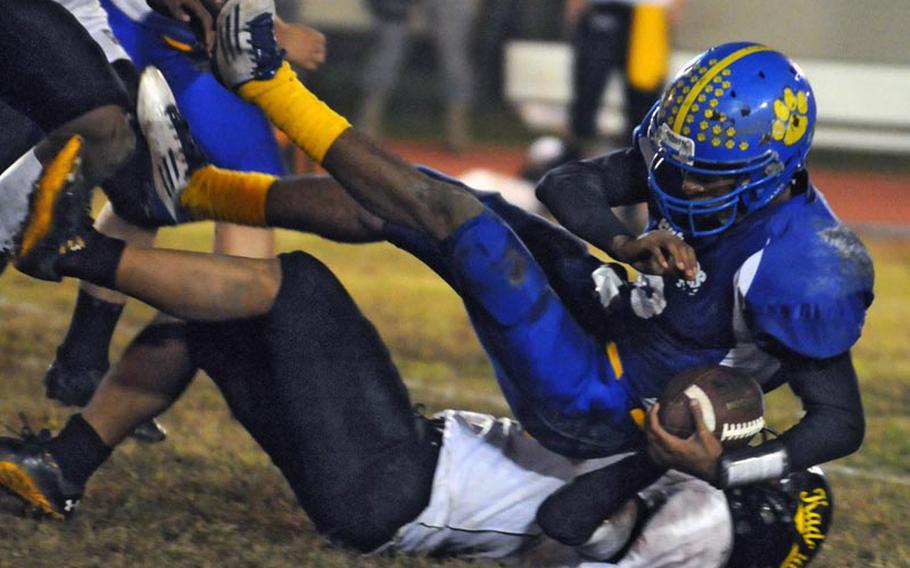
[0,425,83,520]
[13,135,93,282]
[129,418,167,444]
[44,355,106,408]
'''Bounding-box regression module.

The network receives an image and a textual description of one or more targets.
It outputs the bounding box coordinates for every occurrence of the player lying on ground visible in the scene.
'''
[1,6,838,561]
[1,139,834,568]
[14,0,868,516]
[169,0,870,496]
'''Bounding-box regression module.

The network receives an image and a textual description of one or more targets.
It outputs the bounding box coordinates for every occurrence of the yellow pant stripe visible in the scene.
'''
[629,408,647,430]
[606,341,623,379]
[672,45,771,133]
[161,35,195,53]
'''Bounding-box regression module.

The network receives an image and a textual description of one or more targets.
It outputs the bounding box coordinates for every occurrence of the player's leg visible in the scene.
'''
[357,12,409,138]
[0,313,198,519]
[45,204,157,408]
[427,0,476,151]
[0,1,135,191]
[185,251,440,552]
[4,249,441,549]
[204,0,641,456]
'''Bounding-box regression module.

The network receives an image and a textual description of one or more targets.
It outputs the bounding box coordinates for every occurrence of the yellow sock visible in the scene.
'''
[180,165,276,226]
[238,62,351,164]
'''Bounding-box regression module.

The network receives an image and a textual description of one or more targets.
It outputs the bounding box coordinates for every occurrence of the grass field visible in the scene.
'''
[0,217,908,567]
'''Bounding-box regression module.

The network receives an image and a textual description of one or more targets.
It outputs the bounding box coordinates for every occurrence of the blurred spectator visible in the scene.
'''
[358,0,478,152]
[566,0,683,233]
[566,0,683,150]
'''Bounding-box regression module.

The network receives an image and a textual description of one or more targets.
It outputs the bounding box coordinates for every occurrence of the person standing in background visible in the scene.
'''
[565,0,683,232]
[567,0,683,148]
[358,0,478,152]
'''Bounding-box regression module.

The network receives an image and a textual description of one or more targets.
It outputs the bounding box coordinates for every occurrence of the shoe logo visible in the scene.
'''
[64,498,79,512]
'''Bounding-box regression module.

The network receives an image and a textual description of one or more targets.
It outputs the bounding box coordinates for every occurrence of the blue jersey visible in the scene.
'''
[613,181,875,399]
[102,0,286,176]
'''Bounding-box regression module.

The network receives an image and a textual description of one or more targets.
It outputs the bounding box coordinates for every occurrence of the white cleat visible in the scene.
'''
[136,66,205,224]
[214,0,285,90]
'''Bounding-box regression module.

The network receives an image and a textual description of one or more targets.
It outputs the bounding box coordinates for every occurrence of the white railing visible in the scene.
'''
[505,41,910,153]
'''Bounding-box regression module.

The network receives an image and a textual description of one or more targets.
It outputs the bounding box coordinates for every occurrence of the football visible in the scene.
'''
[657,366,765,448]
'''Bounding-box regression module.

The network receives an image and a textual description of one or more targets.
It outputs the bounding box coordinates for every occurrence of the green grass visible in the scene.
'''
[0,223,907,567]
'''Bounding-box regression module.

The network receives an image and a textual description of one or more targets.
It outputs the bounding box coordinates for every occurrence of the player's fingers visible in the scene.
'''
[665,241,686,273]
[680,244,698,279]
[646,404,676,451]
[646,403,662,432]
[670,241,697,279]
[182,0,215,49]
[648,244,670,271]
[170,2,192,21]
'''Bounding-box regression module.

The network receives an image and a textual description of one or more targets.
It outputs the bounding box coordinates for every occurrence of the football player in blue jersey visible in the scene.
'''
[44,2,868,496]
[535,42,873,484]
[0,8,849,562]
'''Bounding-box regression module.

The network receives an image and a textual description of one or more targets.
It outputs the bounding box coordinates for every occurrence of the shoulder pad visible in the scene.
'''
[738,225,874,358]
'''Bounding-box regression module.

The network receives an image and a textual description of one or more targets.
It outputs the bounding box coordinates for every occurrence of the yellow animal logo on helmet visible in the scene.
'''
[773,88,810,146]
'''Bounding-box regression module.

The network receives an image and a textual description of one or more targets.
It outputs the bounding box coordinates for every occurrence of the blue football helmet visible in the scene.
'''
[639,42,816,237]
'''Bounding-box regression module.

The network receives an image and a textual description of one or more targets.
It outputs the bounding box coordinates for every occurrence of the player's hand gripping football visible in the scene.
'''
[611,230,698,280]
[646,400,722,483]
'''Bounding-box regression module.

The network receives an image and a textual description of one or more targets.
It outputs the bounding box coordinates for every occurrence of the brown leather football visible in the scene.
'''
[657,366,765,448]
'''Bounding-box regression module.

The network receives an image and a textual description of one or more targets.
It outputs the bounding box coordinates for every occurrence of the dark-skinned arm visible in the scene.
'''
[536,148,697,279]
[646,351,865,486]
[535,147,646,256]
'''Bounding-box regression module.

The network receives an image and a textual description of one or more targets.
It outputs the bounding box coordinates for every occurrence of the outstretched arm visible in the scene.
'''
[319,129,483,241]
[536,149,697,278]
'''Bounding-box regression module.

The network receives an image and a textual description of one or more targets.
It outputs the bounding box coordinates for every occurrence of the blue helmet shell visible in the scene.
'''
[642,42,816,237]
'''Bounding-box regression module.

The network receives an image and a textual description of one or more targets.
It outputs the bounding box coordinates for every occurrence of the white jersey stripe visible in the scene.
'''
[722,249,781,384]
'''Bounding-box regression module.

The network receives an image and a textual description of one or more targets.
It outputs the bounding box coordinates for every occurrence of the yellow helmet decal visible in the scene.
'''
[772,87,811,145]
[670,45,772,134]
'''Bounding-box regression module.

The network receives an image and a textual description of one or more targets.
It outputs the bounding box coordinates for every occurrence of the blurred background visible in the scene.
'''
[278,0,910,158]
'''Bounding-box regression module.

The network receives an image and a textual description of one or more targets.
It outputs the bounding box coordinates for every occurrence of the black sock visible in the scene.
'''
[55,229,126,290]
[49,414,112,487]
[56,289,124,371]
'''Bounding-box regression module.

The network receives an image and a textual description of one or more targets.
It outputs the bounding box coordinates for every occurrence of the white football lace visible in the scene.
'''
[720,417,765,441]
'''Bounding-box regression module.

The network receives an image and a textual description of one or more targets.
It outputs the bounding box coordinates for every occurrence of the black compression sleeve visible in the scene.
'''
[775,351,865,471]
[535,147,649,255]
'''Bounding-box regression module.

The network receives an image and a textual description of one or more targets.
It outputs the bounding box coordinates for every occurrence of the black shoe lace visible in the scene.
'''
[3,412,52,444]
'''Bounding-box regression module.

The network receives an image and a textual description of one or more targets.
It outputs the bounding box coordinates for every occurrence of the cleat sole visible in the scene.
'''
[0,462,63,520]
[17,136,83,261]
